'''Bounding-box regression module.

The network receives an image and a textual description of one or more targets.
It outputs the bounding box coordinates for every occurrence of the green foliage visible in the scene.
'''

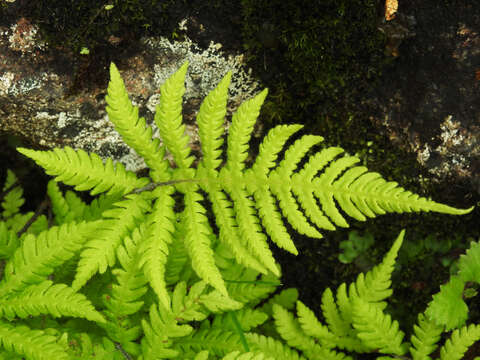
[338,230,374,265]
[0,62,475,359]
[273,232,480,359]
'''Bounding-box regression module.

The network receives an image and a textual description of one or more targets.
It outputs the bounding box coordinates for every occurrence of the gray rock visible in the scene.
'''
[367,3,480,196]
[0,17,261,173]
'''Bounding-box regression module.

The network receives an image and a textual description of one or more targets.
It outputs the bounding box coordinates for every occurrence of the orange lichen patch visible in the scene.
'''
[385,0,398,21]
[476,69,480,81]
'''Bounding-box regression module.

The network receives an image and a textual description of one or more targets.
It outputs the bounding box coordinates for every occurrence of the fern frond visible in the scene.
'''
[347,230,404,304]
[439,324,480,360]
[273,303,341,359]
[174,327,243,358]
[182,190,228,297]
[0,280,105,323]
[72,194,151,291]
[245,333,305,360]
[212,308,268,332]
[198,288,243,314]
[270,135,327,238]
[320,287,363,351]
[141,303,192,359]
[222,350,274,360]
[106,62,170,182]
[458,239,480,282]
[197,71,231,173]
[226,89,268,174]
[226,185,279,276]
[409,313,443,360]
[425,275,468,331]
[351,297,407,356]
[46,180,73,224]
[0,222,18,260]
[203,185,269,275]
[296,301,336,349]
[1,170,24,219]
[272,304,322,353]
[154,61,195,170]
[311,157,472,225]
[0,321,69,360]
[106,226,148,316]
[0,221,101,296]
[138,186,176,308]
[17,146,149,196]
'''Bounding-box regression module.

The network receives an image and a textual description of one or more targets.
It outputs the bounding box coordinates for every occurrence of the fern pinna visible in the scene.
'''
[0,62,472,359]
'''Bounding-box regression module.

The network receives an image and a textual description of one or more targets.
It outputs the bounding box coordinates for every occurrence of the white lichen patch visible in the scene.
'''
[144,18,261,104]
[0,71,15,95]
[7,17,46,55]
[417,144,431,164]
[437,115,464,151]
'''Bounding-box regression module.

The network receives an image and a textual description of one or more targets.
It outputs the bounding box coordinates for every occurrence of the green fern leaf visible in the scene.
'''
[72,193,151,291]
[226,89,268,174]
[1,170,24,219]
[154,61,195,170]
[17,146,149,196]
[182,190,229,297]
[409,313,443,360]
[106,62,170,182]
[212,308,268,332]
[321,287,357,349]
[269,135,327,237]
[0,280,105,323]
[204,185,269,275]
[222,350,274,360]
[46,180,73,224]
[0,322,69,360]
[141,303,192,359]
[296,301,336,349]
[197,71,231,173]
[425,275,468,331]
[175,327,245,358]
[440,324,480,360]
[347,230,404,305]
[245,333,305,360]
[458,239,480,283]
[106,226,148,317]
[0,222,18,260]
[138,186,176,308]
[351,297,407,355]
[0,221,100,296]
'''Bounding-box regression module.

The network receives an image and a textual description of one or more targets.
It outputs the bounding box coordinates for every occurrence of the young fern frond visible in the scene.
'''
[351,297,407,355]
[72,193,151,291]
[409,313,443,360]
[16,146,149,196]
[439,324,480,360]
[1,170,24,219]
[0,280,105,323]
[0,221,100,297]
[106,63,170,183]
[0,322,69,360]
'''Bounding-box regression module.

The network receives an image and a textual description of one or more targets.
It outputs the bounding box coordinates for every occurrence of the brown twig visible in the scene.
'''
[16,197,50,238]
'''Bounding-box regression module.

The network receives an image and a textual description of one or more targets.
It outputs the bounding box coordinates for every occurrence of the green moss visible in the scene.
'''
[0,0,181,54]
[240,0,386,127]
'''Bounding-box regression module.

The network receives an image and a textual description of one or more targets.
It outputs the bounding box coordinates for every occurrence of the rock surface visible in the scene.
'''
[0,16,261,173]
[365,2,480,196]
